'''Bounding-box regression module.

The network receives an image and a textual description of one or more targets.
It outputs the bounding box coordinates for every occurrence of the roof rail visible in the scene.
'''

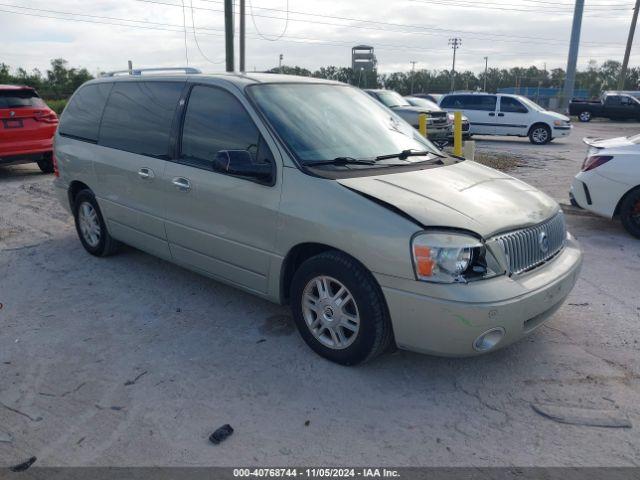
[102,67,202,77]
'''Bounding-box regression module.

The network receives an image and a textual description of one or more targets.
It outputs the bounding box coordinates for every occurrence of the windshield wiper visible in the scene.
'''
[307,157,376,166]
[375,149,445,161]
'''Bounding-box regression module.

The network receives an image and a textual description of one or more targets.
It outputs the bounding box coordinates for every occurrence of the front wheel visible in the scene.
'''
[578,111,592,122]
[37,157,54,174]
[620,188,640,239]
[73,190,120,256]
[290,251,393,365]
[529,124,552,145]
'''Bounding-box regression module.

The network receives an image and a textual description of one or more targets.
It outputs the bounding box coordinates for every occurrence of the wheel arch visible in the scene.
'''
[614,184,640,217]
[527,121,552,137]
[67,180,92,213]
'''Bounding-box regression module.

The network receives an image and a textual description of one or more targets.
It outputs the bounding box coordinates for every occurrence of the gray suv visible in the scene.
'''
[53,72,582,365]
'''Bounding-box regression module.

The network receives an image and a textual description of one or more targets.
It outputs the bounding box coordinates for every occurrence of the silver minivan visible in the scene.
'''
[53,72,583,365]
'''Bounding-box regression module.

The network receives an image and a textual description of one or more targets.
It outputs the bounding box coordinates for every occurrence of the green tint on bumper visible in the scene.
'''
[376,238,583,356]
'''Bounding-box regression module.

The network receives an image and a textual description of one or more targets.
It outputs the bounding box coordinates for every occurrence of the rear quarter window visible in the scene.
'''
[98,81,183,158]
[59,83,113,142]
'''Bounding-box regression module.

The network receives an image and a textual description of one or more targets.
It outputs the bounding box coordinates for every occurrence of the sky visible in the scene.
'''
[0,0,637,76]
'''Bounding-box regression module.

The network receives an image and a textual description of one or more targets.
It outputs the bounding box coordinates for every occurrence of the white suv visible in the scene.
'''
[439,93,572,145]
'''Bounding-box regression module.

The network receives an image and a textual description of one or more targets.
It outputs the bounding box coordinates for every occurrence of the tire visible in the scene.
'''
[290,250,394,365]
[37,158,54,174]
[619,187,640,239]
[529,124,552,145]
[578,111,592,122]
[73,189,120,256]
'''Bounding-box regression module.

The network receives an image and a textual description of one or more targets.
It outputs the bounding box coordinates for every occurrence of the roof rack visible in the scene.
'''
[102,67,202,77]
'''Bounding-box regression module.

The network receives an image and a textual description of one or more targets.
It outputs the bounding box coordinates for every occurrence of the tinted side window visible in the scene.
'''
[180,86,263,171]
[59,83,112,142]
[468,95,497,111]
[605,96,620,105]
[440,95,459,108]
[99,81,183,158]
[500,97,528,113]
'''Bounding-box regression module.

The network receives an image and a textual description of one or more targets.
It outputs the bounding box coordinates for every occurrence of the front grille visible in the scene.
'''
[492,212,566,275]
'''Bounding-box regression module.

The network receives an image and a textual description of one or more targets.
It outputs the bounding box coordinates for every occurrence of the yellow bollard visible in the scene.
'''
[418,113,428,138]
[453,111,463,157]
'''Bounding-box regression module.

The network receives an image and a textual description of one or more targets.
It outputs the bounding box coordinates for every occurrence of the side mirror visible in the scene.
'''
[214,150,273,183]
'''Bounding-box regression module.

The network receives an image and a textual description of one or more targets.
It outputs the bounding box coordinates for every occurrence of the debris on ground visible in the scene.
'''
[304,420,310,426]
[256,339,266,344]
[10,456,37,472]
[568,302,590,307]
[472,152,521,171]
[209,424,234,444]
[531,403,632,428]
[124,370,148,386]
[0,431,13,443]
[0,401,42,422]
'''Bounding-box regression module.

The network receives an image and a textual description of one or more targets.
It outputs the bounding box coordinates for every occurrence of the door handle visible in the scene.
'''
[497,113,505,117]
[138,167,155,180]
[488,112,495,116]
[172,177,191,192]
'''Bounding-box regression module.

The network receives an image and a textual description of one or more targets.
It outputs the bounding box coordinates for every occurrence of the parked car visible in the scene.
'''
[411,93,443,104]
[569,92,640,122]
[405,96,470,140]
[0,85,58,173]
[54,71,582,365]
[440,92,572,145]
[364,89,449,143]
[570,135,640,238]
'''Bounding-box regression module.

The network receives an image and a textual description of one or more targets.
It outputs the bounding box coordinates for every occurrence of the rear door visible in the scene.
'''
[163,84,282,295]
[92,80,185,260]
[0,89,57,157]
[441,94,496,135]
[495,96,530,136]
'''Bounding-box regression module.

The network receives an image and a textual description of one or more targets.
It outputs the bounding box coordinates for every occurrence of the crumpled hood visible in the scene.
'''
[338,160,559,238]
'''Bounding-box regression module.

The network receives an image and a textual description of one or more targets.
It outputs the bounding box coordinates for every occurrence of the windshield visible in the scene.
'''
[248,83,439,164]
[406,97,441,110]
[517,96,545,112]
[376,91,411,108]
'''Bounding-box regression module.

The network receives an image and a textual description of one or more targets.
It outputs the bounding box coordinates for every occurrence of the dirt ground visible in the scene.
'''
[1,121,639,467]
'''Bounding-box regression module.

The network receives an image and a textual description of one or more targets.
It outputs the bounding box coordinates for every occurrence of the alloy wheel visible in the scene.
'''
[78,202,101,248]
[532,127,549,144]
[301,275,360,350]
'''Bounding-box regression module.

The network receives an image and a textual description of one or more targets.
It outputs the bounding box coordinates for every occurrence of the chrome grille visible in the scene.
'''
[492,212,566,275]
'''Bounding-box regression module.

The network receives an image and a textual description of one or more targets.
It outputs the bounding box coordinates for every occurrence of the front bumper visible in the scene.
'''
[553,125,572,138]
[376,237,582,356]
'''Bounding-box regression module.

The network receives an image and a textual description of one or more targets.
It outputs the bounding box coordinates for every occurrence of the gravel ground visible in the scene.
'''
[0,121,639,467]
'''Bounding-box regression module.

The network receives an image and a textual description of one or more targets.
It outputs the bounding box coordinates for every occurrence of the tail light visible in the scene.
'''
[35,111,58,124]
[582,155,613,172]
[52,152,59,177]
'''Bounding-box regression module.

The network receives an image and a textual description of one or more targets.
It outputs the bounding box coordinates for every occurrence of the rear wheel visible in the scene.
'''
[620,188,640,239]
[578,111,592,122]
[529,124,552,145]
[73,190,120,256]
[37,155,54,174]
[290,251,393,365]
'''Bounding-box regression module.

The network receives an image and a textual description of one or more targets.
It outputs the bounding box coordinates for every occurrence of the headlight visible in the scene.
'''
[554,120,569,126]
[412,232,502,283]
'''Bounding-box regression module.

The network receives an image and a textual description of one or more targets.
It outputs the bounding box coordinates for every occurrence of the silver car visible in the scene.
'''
[53,72,583,365]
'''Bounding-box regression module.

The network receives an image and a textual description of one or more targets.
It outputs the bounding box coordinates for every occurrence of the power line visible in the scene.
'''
[190,0,224,63]
[180,0,189,66]
[408,0,631,15]
[248,0,289,41]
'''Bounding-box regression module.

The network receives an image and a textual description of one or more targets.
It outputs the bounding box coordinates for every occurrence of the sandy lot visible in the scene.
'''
[0,121,639,467]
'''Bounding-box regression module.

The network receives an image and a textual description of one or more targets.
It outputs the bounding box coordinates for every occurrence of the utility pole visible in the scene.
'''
[483,56,488,92]
[224,0,234,72]
[239,0,246,72]
[279,54,284,73]
[448,38,461,92]
[618,0,640,90]
[410,61,417,94]
[561,0,584,110]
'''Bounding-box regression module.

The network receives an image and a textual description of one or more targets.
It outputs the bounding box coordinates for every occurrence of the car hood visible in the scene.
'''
[338,160,559,238]
[544,110,570,122]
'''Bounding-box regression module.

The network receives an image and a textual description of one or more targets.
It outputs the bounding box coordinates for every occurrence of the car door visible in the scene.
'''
[619,95,640,119]
[495,96,530,136]
[92,80,185,260]
[163,84,282,295]
[441,95,496,135]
